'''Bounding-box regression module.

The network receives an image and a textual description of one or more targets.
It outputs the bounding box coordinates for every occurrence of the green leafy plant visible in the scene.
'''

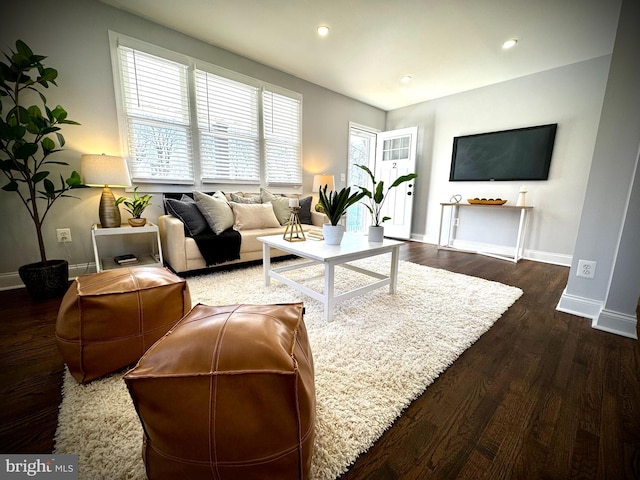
[0,40,85,263]
[317,184,364,226]
[356,164,417,226]
[116,187,152,218]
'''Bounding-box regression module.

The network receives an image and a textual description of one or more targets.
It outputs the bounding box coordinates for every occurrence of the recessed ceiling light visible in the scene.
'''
[401,75,412,84]
[317,25,330,36]
[502,38,518,49]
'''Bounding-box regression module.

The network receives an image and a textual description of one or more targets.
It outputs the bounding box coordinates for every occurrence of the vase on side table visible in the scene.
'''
[128,218,147,227]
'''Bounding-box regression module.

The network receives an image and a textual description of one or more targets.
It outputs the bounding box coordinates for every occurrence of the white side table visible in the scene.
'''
[91,223,164,272]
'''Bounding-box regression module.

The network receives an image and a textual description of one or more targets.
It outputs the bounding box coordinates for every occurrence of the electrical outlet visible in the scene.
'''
[454,218,460,227]
[56,228,72,243]
[576,259,596,279]
[340,173,346,182]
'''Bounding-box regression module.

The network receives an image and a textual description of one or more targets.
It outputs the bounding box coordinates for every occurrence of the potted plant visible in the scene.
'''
[116,187,152,227]
[355,164,417,242]
[317,184,364,245]
[0,40,85,298]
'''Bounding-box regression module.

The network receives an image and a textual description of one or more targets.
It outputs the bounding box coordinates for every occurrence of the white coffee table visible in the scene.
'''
[258,233,404,321]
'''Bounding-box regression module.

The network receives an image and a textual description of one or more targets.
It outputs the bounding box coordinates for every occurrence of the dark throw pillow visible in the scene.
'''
[298,196,313,225]
[164,196,209,237]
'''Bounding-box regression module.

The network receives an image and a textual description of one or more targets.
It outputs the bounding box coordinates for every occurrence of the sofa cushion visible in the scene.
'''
[230,202,281,231]
[194,191,234,235]
[164,196,209,237]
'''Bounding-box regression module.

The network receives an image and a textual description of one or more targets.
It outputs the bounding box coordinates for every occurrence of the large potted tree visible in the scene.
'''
[0,40,85,299]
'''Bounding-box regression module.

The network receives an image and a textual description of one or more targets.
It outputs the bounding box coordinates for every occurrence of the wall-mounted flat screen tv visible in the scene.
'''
[449,123,557,181]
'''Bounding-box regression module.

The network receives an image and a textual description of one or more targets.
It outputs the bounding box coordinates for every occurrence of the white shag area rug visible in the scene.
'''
[54,256,522,480]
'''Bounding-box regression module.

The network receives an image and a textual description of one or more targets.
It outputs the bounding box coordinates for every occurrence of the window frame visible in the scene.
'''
[109,31,303,192]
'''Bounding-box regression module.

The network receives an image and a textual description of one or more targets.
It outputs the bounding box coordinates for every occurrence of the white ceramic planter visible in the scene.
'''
[368,225,384,242]
[323,224,345,245]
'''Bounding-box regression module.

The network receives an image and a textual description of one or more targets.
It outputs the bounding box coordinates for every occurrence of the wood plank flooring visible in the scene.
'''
[1,242,639,479]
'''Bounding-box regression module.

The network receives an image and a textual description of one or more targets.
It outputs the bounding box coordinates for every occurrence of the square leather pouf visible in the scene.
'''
[125,302,315,480]
[56,267,191,384]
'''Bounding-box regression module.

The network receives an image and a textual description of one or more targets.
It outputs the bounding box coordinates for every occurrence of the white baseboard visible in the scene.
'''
[0,263,95,291]
[556,289,638,339]
[415,234,572,267]
[593,309,638,339]
[556,288,604,319]
[523,249,572,267]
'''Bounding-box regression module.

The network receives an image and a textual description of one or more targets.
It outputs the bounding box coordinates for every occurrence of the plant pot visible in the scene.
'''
[128,218,147,227]
[18,259,69,300]
[368,225,384,242]
[323,224,345,245]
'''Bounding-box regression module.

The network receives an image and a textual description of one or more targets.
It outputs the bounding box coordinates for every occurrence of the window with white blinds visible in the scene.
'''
[111,34,302,187]
[263,89,302,185]
[195,70,261,183]
[118,46,193,182]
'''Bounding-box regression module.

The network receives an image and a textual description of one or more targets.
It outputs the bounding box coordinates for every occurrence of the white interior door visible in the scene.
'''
[375,126,418,239]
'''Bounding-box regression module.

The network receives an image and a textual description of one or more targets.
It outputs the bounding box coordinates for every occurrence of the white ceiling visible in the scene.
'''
[99,0,622,111]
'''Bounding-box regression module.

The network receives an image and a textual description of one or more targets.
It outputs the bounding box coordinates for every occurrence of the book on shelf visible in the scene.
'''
[114,254,139,265]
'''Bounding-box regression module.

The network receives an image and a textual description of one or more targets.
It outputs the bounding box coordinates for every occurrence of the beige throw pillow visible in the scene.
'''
[230,202,282,231]
[193,191,234,235]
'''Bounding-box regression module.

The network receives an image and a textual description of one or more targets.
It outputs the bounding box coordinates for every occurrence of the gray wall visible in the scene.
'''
[558,0,640,338]
[0,0,385,285]
[386,56,611,265]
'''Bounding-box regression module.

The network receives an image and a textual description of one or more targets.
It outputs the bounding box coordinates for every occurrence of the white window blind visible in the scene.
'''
[112,34,302,187]
[263,89,302,185]
[195,70,260,183]
[118,46,193,182]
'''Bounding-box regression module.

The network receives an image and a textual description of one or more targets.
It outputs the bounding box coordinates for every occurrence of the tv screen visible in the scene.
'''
[449,123,557,181]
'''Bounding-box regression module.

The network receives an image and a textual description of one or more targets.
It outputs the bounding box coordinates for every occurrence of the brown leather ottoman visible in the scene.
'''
[56,267,191,384]
[124,302,315,480]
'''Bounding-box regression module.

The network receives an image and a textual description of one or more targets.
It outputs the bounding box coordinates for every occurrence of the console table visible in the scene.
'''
[437,203,533,263]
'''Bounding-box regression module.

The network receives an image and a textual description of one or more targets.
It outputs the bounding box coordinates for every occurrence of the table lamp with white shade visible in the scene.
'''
[312,174,335,193]
[81,154,132,228]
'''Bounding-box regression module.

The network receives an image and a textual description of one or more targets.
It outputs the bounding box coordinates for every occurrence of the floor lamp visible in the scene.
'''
[81,154,132,228]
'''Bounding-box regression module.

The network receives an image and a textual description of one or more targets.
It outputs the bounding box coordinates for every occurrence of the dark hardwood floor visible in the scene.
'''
[1,242,639,479]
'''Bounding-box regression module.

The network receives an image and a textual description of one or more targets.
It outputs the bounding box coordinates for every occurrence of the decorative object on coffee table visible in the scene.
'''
[116,187,152,227]
[283,197,306,242]
[355,164,417,242]
[317,184,364,245]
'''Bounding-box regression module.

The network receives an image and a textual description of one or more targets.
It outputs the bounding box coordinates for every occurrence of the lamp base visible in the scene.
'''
[99,186,122,228]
